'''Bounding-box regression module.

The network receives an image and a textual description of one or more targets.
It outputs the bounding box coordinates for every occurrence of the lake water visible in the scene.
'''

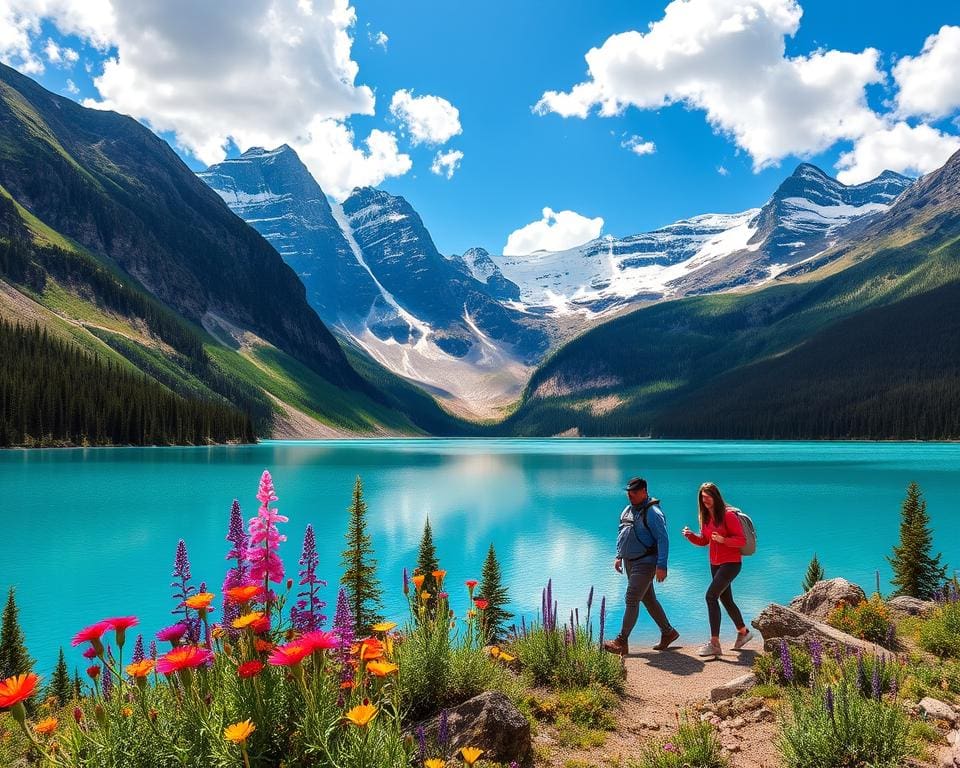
[4,439,959,675]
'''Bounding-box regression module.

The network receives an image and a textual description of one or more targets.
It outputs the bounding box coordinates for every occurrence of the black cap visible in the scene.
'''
[624,477,647,492]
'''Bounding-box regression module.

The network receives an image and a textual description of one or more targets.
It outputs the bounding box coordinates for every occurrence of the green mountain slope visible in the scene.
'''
[0,63,426,441]
[500,151,960,439]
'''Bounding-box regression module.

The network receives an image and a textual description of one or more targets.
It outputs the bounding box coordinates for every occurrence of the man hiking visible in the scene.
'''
[603,476,680,655]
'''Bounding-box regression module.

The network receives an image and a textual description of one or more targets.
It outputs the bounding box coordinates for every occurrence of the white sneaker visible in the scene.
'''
[733,630,754,650]
[697,641,722,658]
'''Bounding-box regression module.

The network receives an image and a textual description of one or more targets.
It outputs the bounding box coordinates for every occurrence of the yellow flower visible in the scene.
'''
[345,701,378,727]
[34,717,58,735]
[184,592,215,610]
[232,611,265,629]
[460,746,484,765]
[224,719,256,744]
[498,651,517,663]
[122,707,133,717]
[371,621,397,633]
[366,660,399,677]
[487,645,500,658]
[420,591,432,601]
[425,760,445,768]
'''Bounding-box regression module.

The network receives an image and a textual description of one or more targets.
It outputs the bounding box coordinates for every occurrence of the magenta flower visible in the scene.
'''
[156,623,189,645]
[247,470,288,586]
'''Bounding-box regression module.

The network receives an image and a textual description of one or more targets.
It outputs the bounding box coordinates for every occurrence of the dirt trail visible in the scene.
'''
[543,642,781,767]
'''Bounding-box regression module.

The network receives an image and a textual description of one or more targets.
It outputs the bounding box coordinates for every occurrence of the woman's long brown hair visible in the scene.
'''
[698,482,728,528]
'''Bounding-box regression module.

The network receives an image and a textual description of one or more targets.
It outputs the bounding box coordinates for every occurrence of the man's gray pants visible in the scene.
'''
[618,559,672,642]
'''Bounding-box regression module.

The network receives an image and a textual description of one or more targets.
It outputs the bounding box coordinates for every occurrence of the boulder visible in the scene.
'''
[710,673,758,702]
[752,603,887,656]
[413,691,531,765]
[888,595,937,618]
[920,697,959,725]
[940,729,960,768]
[789,578,866,621]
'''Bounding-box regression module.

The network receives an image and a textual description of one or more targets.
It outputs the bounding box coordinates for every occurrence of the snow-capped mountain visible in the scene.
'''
[491,164,913,315]
[201,147,547,418]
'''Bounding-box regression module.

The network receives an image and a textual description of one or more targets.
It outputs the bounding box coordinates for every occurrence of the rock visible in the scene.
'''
[728,716,746,730]
[920,697,959,725]
[789,578,866,621]
[413,692,531,765]
[940,731,960,768]
[711,673,758,702]
[753,603,887,656]
[732,696,764,715]
[888,595,937,618]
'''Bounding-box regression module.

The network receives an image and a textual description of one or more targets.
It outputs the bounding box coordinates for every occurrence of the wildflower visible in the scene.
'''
[132,634,145,664]
[416,725,426,762]
[345,700,377,727]
[663,742,678,753]
[101,663,113,698]
[224,719,256,744]
[465,579,478,595]
[211,626,226,640]
[171,539,198,641]
[250,615,270,634]
[598,596,606,646]
[825,686,834,718]
[73,708,82,724]
[498,651,517,663]
[86,665,100,680]
[807,637,822,672]
[82,646,97,660]
[71,621,111,655]
[232,612,265,630]
[104,616,138,649]
[473,598,489,610]
[412,574,425,591]
[267,643,312,667]
[439,709,449,747]
[403,567,410,596]
[34,717,57,735]
[300,631,338,652]
[421,591,432,602]
[226,585,262,604]
[432,569,446,583]
[122,707,133,717]
[156,646,214,675]
[126,660,155,678]
[356,638,384,660]
[460,747,483,765]
[439,591,449,599]
[371,621,397,633]
[238,661,264,678]
[156,623,189,646]
[779,638,794,683]
[425,760,445,768]
[872,662,882,700]
[254,638,274,653]
[247,470,288,586]
[291,524,327,632]
[366,660,399,676]
[184,593,215,610]
[222,500,250,629]
[0,675,41,715]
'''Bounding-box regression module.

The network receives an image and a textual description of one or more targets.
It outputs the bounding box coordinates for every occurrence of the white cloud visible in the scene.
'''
[371,30,388,50]
[835,122,960,184]
[717,165,730,176]
[65,77,79,94]
[622,135,656,156]
[503,208,604,256]
[893,25,960,120]
[43,37,77,66]
[430,149,463,179]
[535,0,884,170]
[389,88,462,146]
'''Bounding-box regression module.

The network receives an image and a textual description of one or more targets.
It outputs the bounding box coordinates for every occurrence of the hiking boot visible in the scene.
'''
[697,641,722,658]
[603,637,628,656]
[653,627,680,650]
[733,629,754,650]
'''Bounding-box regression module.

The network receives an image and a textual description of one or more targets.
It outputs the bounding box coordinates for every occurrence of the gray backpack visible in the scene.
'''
[727,507,757,556]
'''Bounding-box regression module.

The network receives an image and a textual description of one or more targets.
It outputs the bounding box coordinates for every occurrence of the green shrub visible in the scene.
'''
[918,602,960,658]
[901,656,960,702]
[827,594,895,647]
[629,717,728,768]
[513,623,624,693]
[754,643,814,687]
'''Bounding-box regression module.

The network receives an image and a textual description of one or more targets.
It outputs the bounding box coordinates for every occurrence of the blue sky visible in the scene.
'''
[5,0,960,255]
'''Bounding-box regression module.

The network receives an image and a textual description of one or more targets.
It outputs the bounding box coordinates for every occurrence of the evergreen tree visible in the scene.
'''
[340,476,383,635]
[888,482,948,599]
[478,544,513,642]
[73,670,82,699]
[415,517,440,614]
[48,647,71,706]
[802,553,825,592]
[0,586,33,680]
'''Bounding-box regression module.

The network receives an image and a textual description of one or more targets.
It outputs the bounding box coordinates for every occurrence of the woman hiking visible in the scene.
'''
[682,482,754,658]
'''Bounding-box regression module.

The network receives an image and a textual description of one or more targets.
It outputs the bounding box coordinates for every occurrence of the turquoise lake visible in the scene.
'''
[4,439,959,674]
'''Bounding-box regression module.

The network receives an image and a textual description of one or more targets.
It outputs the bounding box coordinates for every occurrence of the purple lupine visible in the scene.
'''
[856,653,867,695]
[438,709,449,747]
[521,615,527,639]
[890,672,900,699]
[402,567,409,596]
[101,664,112,699]
[131,635,144,664]
[149,641,157,661]
[872,660,882,700]
[291,524,327,632]
[222,499,249,630]
[170,539,198,641]
[598,596,607,647]
[332,588,355,684]
[416,726,426,762]
[779,638,794,683]
[825,686,834,718]
[885,622,896,650]
[808,637,822,673]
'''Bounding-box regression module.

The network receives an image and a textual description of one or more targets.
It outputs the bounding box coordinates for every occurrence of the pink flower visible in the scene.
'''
[299,631,338,652]
[156,623,189,644]
[268,642,312,667]
[72,621,111,656]
[105,616,138,631]
[82,646,98,659]
[247,470,288,584]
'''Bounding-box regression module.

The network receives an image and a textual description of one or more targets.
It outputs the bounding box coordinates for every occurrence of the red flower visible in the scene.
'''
[473,598,489,610]
[71,621,110,648]
[86,665,100,680]
[250,616,270,634]
[237,660,264,678]
[0,673,39,709]
[156,646,214,675]
[267,642,312,667]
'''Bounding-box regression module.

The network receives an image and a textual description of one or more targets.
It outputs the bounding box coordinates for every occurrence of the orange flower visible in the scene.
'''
[267,642,312,667]
[121,707,133,717]
[340,680,355,689]
[253,638,274,653]
[126,659,155,678]
[431,569,446,583]
[365,660,399,676]
[184,592,215,610]
[224,719,256,744]
[460,746,484,765]
[34,717,58,735]
[156,646,213,675]
[357,638,384,660]
[425,760,445,768]
[232,611,265,630]
[420,591,432,602]
[0,673,40,709]
[345,700,378,727]
[412,574,426,590]
[371,621,397,633]
[498,650,516,663]
[225,585,262,604]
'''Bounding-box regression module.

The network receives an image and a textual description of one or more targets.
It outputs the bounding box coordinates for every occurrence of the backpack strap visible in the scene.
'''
[631,498,661,557]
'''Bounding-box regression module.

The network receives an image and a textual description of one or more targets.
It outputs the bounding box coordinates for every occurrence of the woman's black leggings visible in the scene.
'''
[706,562,745,637]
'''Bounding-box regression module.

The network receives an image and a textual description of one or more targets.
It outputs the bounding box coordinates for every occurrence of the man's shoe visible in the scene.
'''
[653,628,680,650]
[733,630,754,650]
[603,637,628,656]
[697,641,722,658]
